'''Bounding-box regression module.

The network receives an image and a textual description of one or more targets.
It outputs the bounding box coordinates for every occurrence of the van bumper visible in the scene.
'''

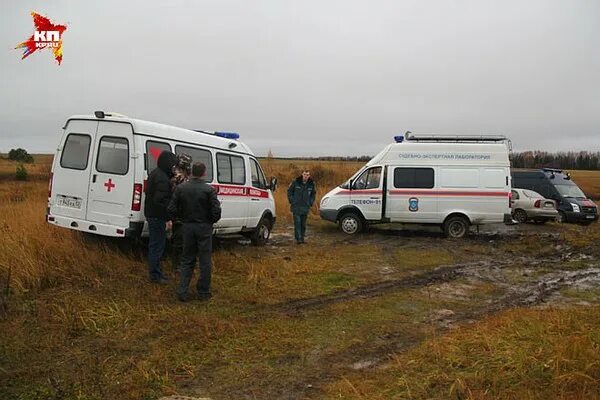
[47,214,130,237]
[564,211,599,223]
[320,208,338,222]
[125,221,145,238]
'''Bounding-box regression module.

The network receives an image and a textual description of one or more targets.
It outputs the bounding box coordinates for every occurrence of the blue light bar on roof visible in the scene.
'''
[394,135,404,143]
[215,131,240,140]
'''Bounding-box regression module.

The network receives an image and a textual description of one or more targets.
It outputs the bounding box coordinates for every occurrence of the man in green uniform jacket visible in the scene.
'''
[287,169,316,244]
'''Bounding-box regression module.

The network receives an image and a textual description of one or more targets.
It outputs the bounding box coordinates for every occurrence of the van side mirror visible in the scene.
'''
[269,177,278,191]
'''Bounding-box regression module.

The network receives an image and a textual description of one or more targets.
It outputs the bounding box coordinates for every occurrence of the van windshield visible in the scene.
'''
[555,184,586,198]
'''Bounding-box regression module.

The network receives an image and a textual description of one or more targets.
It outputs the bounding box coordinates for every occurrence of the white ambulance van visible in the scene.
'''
[47,111,277,245]
[319,133,512,238]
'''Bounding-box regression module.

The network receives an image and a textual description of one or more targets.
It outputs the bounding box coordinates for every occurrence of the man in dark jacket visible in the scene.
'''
[287,169,316,244]
[167,162,222,301]
[144,150,177,283]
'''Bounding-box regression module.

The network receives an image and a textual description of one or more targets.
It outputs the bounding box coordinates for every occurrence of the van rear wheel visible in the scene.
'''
[251,216,272,246]
[339,212,363,235]
[443,216,469,239]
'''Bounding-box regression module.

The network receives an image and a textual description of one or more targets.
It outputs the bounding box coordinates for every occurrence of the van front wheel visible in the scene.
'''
[339,213,363,235]
[251,216,272,246]
[443,216,469,239]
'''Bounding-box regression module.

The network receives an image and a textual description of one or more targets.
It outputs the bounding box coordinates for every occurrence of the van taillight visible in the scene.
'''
[132,183,143,211]
[534,200,541,208]
[48,172,53,199]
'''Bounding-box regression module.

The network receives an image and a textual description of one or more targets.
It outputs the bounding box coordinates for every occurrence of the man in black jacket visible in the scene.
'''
[144,150,177,283]
[168,162,222,301]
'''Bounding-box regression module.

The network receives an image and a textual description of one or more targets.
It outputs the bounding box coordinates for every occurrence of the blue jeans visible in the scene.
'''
[147,217,167,281]
[293,214,307,242]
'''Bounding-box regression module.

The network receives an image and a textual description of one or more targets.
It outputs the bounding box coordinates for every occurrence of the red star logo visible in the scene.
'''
[15,12,67,65]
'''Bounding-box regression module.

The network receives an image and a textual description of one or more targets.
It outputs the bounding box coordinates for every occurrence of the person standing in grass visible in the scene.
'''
[168,162,221,302]
[287,169,316,244]
[145,151,178,284]
[169,152,192,274]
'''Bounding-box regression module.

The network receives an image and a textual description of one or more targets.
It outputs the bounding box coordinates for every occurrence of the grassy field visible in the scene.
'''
[1,156,600,399]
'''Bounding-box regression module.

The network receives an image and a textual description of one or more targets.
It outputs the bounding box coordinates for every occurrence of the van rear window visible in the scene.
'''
[96,136,129,175]
[60,134,91,170]
[394,167,434,189]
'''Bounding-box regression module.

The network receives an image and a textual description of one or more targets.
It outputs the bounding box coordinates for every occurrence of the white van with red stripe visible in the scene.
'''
[319,133,512,238]
[47,112,277,244]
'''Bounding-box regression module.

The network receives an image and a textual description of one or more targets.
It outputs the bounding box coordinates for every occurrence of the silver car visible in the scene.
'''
[511,188,558,224]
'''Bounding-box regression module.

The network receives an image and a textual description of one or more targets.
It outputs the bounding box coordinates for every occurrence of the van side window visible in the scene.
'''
[96,137,129,175]
[217,153,246,185]
[250,159,267,189]
[394,167,434,189]
[175,145,213,182]
[60,134,91,170]
[352,167,382,190]
[146,141,171,172]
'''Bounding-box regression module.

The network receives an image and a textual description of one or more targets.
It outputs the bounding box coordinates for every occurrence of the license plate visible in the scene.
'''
[586,215,595,219]
[57,196,82,209]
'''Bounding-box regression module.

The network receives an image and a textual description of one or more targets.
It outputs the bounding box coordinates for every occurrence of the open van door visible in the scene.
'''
[85,121,135,228]
[50,119,98,221]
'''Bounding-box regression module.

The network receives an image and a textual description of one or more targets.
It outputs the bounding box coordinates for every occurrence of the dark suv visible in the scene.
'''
[511,168,598,224]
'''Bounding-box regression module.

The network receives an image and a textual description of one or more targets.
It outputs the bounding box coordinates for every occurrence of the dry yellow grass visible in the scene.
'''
[0,154,52,181]
[570,170,600,199]
[323,306,600,400]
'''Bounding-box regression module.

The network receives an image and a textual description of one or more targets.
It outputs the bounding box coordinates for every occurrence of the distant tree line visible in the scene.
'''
[265,149,600,170]
[510,151,600,171]
[265,155,373,162]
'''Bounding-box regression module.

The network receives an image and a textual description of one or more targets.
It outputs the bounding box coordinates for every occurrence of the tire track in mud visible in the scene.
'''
[272,254,569,315]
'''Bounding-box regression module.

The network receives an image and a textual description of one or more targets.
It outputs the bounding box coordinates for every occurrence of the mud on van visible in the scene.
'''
[47,112,277,245]
[319,133,512,238]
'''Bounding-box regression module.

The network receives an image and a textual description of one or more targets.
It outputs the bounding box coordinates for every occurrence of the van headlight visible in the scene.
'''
[570,203,580,213]
[320,196,330,207]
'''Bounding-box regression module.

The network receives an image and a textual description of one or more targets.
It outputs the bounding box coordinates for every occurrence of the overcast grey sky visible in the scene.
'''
[1,0,599,156]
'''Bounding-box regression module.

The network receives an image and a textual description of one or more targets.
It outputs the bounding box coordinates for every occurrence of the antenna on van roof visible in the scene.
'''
[403,132,507,143]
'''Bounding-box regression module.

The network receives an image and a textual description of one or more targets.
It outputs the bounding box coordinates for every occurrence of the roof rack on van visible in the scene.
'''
[542,168,571,180]
[403,131,508,143]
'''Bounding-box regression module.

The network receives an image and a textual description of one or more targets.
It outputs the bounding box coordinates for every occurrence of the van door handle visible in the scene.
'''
[251,198,260,201]
[92,174,97,183]
[369,197,380,199]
